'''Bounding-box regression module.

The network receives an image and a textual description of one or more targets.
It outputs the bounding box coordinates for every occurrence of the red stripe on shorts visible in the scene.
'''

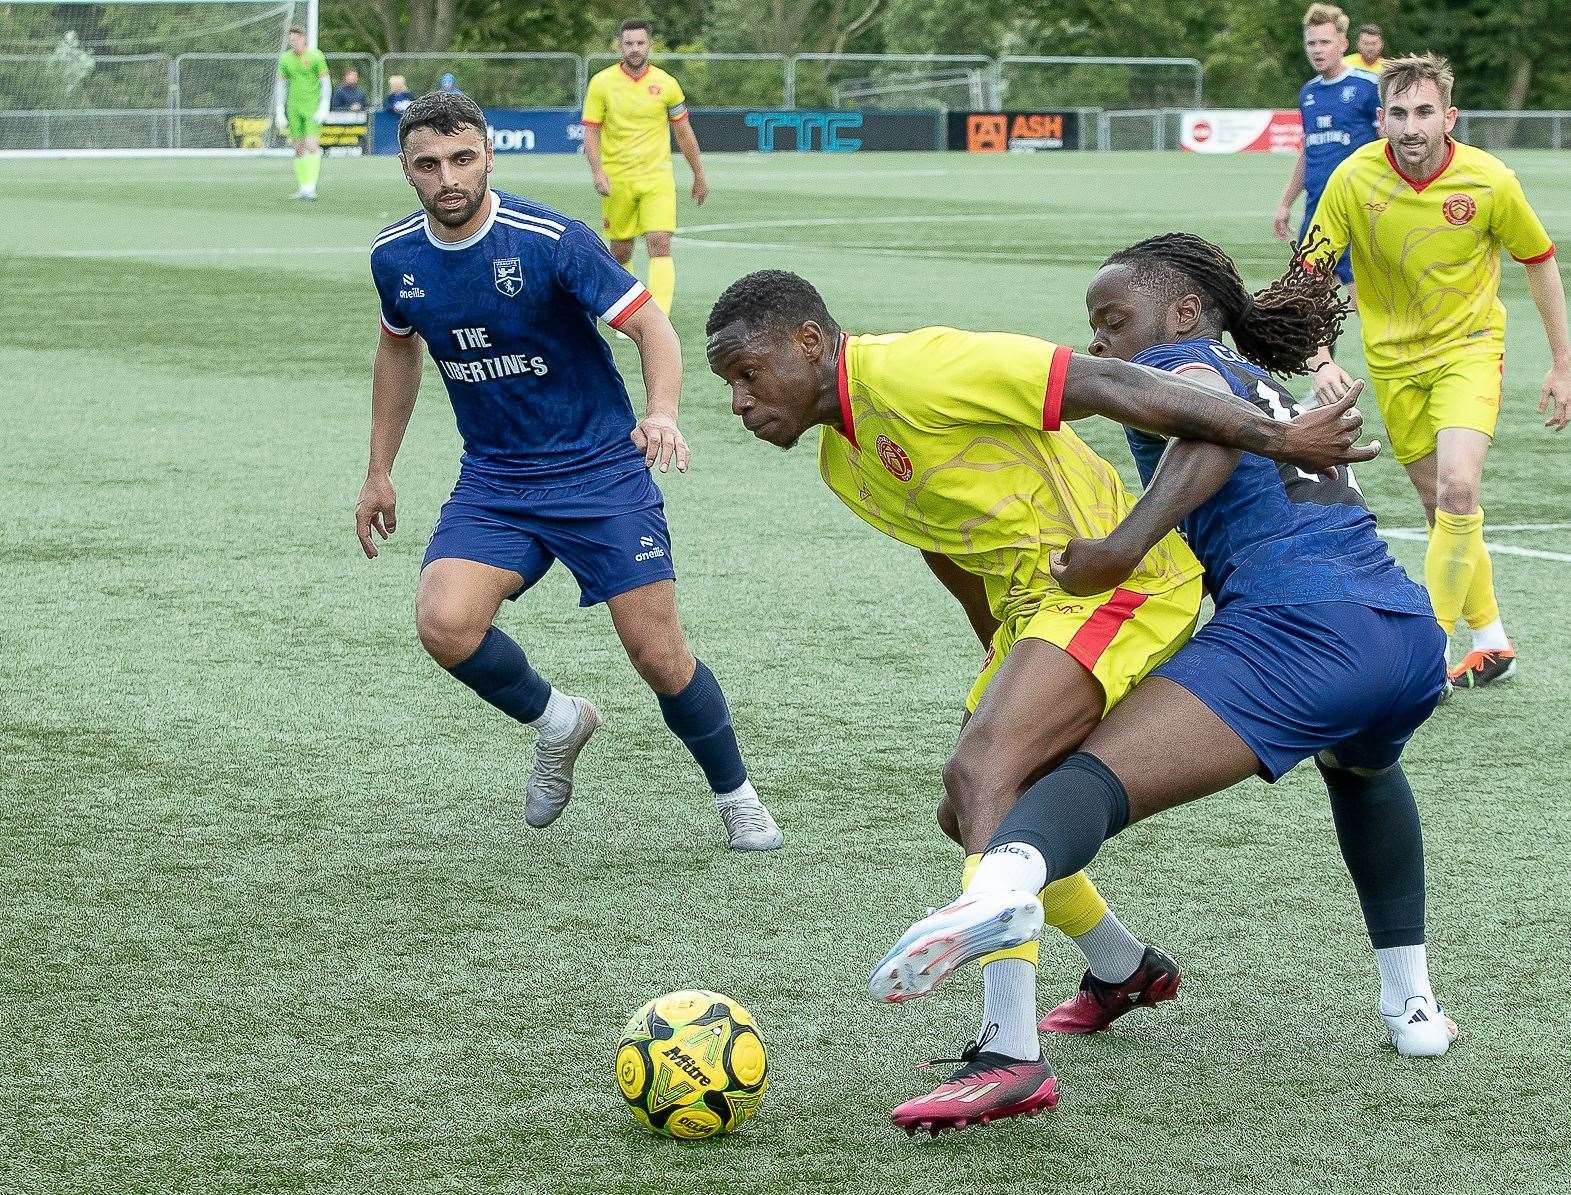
[1063,587,1149,671]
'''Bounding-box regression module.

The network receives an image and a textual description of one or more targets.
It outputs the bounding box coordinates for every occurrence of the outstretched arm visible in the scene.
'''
[1058,354,1376,473]
[921,551,999,648]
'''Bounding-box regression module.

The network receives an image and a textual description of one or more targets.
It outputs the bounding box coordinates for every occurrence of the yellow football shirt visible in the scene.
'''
[817,327,1203,630]
[1343,52,1386,73]
[1309,138,1556,374]
[581,63,687,182]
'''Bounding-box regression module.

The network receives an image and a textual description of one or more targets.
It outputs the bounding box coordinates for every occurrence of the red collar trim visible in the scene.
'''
[836,333,857,448]
[619,62,649,82]
[1385,137,1456,193]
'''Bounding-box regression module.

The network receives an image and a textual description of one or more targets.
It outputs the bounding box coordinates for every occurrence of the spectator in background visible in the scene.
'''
[440,72,460,94]
[1344,23,1387,73]
[332,67,367,112]
[384,76,414,114]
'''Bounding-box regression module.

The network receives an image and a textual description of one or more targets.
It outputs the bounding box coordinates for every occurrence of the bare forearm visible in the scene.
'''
[583,125,603,174]
[673,122,704,180]
[1105,440,1238,567]
[1526,257,1571,365]
[921,550,998,647]
[369,336,422,475]
[1280,152,1305,207]
[1063,355,1293,458]
[623,304,682,418]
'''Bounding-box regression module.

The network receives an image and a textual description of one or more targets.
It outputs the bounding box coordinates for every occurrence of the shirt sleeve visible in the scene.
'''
[581,76,605,125]
[370,252,412,337]
[667,75,688,123]
[553,221,650,327]
[1493,167,1555,264]
[1303,165,1351,262]
[906,330,1070,432]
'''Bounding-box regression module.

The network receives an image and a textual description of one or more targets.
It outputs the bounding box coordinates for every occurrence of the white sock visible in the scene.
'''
[715,779,758,806]
[1072,911,1148,984]
[978,960,1040,1061]
[1470,618,1509,652]
[967,843,1047,898]
[1375,944,1435,1016]
[528,688,579,740]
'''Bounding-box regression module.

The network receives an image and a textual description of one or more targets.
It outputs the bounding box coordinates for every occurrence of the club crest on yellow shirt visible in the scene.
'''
[1442,194,1477,226]
[875,434,913,481]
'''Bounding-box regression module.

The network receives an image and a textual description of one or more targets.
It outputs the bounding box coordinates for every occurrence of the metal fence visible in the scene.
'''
[997,57,1203,112]
[7,46,1571,153]
[379,52,581,110]
[585,52,789,109]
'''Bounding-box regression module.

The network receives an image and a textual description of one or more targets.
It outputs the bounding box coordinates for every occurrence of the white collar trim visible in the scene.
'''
[1317,67,1351,85]
[426,189,498,251]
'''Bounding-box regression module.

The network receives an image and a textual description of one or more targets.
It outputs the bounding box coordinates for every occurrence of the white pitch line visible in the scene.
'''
[1378,527,1571,563]
[1383,522,1571,534]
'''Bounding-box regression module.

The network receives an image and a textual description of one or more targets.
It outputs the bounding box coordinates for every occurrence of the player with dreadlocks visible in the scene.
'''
[870,232,1458,1132]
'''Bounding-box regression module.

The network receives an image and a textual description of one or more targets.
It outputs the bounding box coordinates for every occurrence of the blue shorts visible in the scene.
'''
[1301,206,1353,286]
[1154,601,1447,781]
[423,466,675,607]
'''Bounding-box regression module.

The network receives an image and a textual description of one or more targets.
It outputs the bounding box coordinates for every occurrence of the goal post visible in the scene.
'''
[0,0,320,152]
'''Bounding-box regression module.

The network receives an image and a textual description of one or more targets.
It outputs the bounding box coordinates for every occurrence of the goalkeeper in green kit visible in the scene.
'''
[274,24,329,199]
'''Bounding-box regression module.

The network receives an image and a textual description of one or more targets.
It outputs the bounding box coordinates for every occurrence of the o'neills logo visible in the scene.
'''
[875,434,913,481]
[1443,194,1476,226]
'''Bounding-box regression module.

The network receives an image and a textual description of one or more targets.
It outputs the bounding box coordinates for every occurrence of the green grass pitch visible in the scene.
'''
[3,148,1570,1194]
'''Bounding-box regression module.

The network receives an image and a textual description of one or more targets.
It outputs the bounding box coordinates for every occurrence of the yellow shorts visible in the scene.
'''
[602,173,677,241]
[1371,348,1504,466]
[965,575,1204,715]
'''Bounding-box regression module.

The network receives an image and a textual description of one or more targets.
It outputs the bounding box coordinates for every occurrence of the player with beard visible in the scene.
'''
[1307,54,1571,689]
[357,92,781,851]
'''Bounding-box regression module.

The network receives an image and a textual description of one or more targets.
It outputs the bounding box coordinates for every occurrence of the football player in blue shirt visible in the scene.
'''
[1274,2,1380,302]
[870,233,1455,1132]
[356,92,781,851]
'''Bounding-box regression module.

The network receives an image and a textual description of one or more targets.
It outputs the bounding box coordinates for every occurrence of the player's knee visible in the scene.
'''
[415,602,488,668]
[941,741,1010,811]
[1435,465,1480,515]
[646,233,672,256]
[610,241,634,265]
[935,794,963,845]
[625,635,694,694]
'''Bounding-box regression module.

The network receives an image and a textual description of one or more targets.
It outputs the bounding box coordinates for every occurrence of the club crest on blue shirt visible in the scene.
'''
[493,257,523,298]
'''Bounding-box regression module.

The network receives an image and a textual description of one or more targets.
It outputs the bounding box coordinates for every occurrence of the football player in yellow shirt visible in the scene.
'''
[581,19,708,314]
[1343,23,1387,73]
[706,269,1378,1126]
[1309,54,1571,689]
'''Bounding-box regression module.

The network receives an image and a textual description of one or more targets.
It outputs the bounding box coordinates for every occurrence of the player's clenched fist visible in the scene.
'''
[356,472,397,558]
[1050,537,1136,598]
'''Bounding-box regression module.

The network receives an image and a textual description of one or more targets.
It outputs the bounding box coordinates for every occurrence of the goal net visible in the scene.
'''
[1,0,308,152]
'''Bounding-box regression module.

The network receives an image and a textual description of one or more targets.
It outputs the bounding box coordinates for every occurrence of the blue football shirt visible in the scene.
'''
[1126,338,1431,616]
[1299,69,1381,207]
[370,190,652,485]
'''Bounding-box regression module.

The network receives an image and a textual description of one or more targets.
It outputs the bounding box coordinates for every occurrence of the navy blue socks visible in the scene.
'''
[1319,759,1426,949]
[446,626,552,725]
[985,751,1131,885]
[657,659,747,794]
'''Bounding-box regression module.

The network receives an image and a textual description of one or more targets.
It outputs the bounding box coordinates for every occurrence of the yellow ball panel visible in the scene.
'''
[664,1104,724,1139]
[615,1044,647,1101]
[728,1029,767,1088]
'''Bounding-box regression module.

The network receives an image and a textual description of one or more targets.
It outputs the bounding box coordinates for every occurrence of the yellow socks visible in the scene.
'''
[1460,510,1500,633]
[962,855,1109,966]
[647,255,675,313]
[1424,510,1484,634]
[293,154,310,188]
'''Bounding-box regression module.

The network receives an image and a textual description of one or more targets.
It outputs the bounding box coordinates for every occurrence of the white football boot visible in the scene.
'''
[869,891,1044,1004]
[1382,995,1458,1057]
[524,696,602,828]
[715,785,784,852]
